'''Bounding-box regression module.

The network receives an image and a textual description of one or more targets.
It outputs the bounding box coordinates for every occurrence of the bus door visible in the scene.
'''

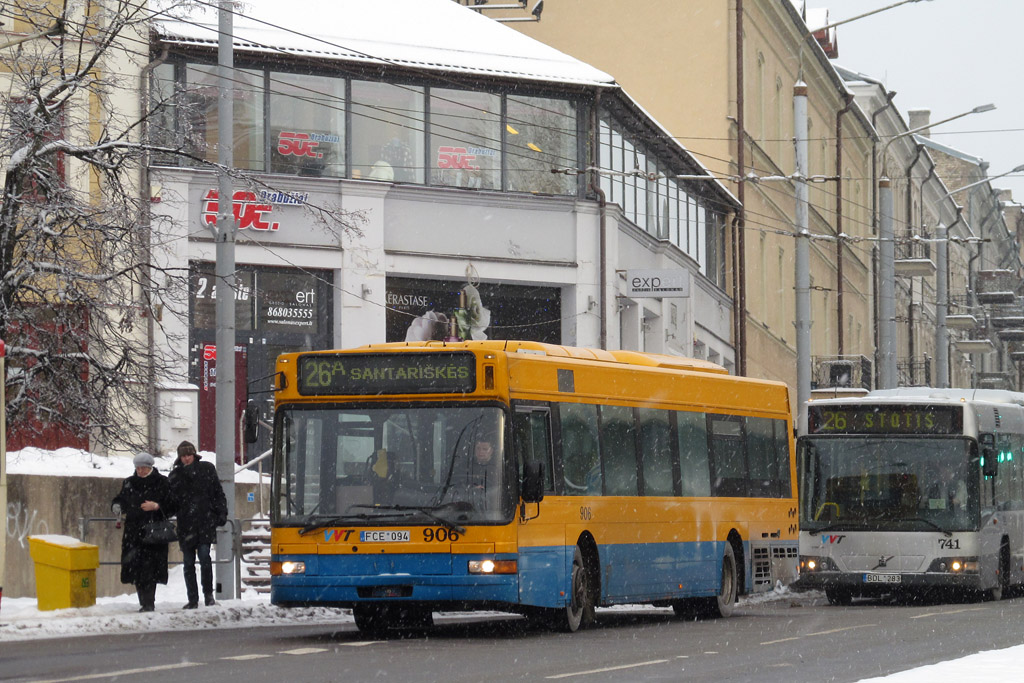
[512,404,563,608]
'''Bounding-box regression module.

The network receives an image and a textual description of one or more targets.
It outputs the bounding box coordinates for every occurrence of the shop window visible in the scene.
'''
[148,63,180,166]
[184,64,265,172]
[505,94,577,195]
[351,80,424,183]
[430,88,501,190]
[269,72,345,177]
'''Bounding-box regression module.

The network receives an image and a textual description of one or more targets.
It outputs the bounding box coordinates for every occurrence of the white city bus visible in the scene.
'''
[797,388,1024,605]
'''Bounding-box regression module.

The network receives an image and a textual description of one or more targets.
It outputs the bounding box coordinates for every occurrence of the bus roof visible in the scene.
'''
[360,340,731,375]
[810,387,1024,408]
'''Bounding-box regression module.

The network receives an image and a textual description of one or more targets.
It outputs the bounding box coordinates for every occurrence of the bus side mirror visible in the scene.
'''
[243,401,260,443]
[522,461,545,504]
[983,448,998,478]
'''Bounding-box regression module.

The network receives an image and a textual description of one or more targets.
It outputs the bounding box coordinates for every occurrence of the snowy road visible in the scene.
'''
[3,583,1024,682]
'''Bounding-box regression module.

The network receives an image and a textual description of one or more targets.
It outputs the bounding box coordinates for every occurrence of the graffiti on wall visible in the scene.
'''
[7,501,49,548]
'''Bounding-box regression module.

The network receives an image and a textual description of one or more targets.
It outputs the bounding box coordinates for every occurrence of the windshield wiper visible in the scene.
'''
[349,503,468,534]
[299,513,378,535]
[902,517,953,537]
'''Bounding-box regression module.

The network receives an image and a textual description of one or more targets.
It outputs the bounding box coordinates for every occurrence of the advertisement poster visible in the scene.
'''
[386,277,561,344]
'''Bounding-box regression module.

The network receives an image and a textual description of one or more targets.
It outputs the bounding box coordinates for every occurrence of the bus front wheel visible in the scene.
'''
[353,604,390,635]
[562,546,595,632]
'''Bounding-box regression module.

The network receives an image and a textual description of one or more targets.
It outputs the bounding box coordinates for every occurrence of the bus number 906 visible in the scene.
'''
[580,506,593,521]
[423,528,460,543]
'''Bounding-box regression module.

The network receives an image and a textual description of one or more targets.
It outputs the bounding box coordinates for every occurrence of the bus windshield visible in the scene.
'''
[273,404,511,526]
[799,436,979,533]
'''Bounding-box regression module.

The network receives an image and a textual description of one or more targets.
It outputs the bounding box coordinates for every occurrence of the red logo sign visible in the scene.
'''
[277,131,323,159]
[203,345,217,361]
[437,146,478,170]
[201,190,280,231]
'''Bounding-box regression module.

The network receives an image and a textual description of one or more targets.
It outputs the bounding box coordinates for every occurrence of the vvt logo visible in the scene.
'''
[821,534,846,544]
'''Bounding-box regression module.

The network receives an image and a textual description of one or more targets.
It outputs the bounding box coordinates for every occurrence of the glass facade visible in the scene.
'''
[598,116,727,287]
[152,61,729,282]
[154,63,581,196]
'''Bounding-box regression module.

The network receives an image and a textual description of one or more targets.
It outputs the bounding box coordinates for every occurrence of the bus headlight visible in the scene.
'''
[927,557,978,573]
[468,559,517,574]
[271,561,306,575]
[799,555,837,572]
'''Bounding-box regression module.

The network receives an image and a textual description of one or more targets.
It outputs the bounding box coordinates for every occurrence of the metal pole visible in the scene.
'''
[794,82,810,436]
[878,177,896,389]
[0,340,6,612]
[936,223,949,388]
[215,0,237,600]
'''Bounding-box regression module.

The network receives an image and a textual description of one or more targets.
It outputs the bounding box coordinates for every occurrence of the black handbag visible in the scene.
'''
[141,516,177,545]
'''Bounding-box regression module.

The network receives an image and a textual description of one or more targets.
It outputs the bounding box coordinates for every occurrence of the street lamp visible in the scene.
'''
[876,104,997,390]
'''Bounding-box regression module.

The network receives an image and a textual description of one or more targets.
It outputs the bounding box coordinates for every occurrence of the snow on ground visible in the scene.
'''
[3,448,1023,678]
[5,446,265,483]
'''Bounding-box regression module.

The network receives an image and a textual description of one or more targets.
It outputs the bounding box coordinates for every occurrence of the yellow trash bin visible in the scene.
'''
[28,535,99,611]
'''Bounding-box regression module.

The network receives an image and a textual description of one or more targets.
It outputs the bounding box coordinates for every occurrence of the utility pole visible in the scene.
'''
[794,81,810,436]
[214,0,237,600]
[878,177,896,389]
[935,223,948,388]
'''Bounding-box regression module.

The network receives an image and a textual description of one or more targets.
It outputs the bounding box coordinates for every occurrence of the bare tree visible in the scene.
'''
[0,0,359,453]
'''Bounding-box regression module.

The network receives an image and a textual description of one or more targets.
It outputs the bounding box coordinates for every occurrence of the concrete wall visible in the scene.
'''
[4,474,269,600]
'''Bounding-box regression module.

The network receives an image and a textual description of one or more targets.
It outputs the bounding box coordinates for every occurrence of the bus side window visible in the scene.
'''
[709,414,748,497]
[513,408,554,493]
[774,418,793,498]
[638,407,674,496]
[558,403,601,496]
[746,417,776,498]
[600,405,639,496]
[677,410,711,497]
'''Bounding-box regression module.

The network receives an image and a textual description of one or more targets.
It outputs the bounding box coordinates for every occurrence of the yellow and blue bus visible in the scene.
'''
[266,341,798,633]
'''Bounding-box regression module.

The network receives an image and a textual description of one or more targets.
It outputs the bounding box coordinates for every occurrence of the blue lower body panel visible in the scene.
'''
[272,540,734,610]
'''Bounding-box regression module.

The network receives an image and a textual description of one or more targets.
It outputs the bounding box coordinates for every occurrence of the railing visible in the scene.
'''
[896,358,931,387]
[812,355,872,390]
[79,515,244,598]
[895,228,932,261]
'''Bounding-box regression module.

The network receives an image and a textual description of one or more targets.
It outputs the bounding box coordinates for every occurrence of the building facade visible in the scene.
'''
[148,0,738,454]
[506,0,878,407]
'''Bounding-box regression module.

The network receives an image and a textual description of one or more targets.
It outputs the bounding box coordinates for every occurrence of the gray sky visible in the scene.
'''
[804,0,1024,202]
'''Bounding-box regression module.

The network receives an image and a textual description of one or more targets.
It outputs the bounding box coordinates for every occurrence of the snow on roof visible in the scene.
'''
[153,0,616,87]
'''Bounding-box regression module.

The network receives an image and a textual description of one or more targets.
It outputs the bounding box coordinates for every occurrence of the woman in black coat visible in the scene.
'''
[111,452,176,612]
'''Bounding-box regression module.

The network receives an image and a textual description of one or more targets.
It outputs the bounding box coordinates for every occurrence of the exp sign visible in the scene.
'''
[297,352,476,396]
[625,269,691,298]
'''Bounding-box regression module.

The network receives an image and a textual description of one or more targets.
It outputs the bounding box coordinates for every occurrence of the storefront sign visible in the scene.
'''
[277,131,339,159]
[200,189,310,231]
[625,269,690,298]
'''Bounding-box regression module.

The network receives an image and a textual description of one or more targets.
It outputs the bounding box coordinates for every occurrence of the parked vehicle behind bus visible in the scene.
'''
[797,388,1024,604]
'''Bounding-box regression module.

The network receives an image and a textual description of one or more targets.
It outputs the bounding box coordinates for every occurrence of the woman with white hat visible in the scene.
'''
[111,453,176,612]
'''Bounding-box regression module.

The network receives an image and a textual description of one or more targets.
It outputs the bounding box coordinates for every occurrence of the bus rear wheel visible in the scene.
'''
[705,543,738,618]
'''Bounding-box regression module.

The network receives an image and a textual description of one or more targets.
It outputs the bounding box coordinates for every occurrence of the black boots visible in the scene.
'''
[136,584,156,612]
[205,593,216,607]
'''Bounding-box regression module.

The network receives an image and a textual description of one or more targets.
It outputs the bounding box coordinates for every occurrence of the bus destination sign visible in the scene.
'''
[808,405,962,435]
[297,352,476,395]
